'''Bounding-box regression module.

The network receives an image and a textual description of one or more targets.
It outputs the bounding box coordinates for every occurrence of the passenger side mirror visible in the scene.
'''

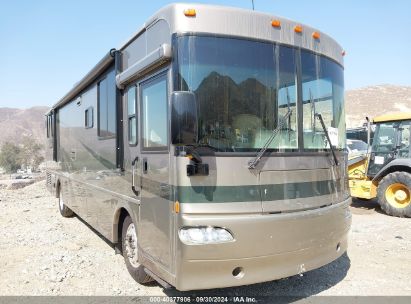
[171,91,198,145]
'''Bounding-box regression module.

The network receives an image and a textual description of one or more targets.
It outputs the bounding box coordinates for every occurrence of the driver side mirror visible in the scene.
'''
[171,91,198,145]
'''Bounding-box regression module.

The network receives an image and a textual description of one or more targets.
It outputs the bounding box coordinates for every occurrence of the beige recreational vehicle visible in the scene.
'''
[45,3,351,291]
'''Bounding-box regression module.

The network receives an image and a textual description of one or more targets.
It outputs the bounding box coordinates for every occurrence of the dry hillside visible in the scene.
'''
[345,85,411,128]
[0,106,49,147]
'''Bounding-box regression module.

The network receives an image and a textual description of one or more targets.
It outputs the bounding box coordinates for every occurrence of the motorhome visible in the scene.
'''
[45,3,351,290]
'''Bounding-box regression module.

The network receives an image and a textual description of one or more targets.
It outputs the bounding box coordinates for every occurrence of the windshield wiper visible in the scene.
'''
[315,113,339,166]
[248,108,293,169]
[310,89,316,138]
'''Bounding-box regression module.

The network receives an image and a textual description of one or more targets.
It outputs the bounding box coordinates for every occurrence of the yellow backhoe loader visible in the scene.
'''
[349,113,411,217]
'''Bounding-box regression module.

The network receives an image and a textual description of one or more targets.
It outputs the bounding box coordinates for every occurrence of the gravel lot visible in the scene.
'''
[0,180,410,297]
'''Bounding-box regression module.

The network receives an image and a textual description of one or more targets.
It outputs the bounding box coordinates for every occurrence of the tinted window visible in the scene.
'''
[141,74,168,149]
[98,70,116,138]
[46,115,51,138]
[107,72,116,135]
[85,107,93,129]
[127,86,137,145]
[50,114,54,137]
[98,78,108,135]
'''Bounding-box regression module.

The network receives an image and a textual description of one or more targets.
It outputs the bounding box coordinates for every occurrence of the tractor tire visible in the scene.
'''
[121,215,153,284]
[377,172,411,218]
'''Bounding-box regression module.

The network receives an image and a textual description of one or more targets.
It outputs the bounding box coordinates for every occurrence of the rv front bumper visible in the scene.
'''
[175,198,351,291]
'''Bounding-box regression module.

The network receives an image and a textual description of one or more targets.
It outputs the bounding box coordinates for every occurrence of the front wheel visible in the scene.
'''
[121,215,153,284]
[377,172,411,217]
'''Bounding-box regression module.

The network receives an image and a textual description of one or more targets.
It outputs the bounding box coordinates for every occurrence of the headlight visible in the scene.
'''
[179,227,234,245]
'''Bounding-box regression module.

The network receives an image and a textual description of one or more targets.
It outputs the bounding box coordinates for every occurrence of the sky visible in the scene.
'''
[0,0,410,109]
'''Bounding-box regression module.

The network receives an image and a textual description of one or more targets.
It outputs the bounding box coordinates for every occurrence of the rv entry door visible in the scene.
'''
[137,72,172,270]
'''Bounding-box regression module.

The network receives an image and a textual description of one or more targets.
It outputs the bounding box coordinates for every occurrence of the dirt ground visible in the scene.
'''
[0,180,410,297]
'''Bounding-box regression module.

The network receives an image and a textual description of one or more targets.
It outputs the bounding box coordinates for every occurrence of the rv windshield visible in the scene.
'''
[174,35,345,152]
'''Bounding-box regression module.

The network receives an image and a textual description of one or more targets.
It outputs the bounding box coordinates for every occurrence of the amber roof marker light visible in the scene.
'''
[312,32,321,40]
[271,20,281,28]
[294,25,303,33]
[184,9,196,17]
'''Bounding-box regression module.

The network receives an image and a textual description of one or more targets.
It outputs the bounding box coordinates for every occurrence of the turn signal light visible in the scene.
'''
[271,20,281,28]
[312,32,320,39]
[294,25,303,33]
[174,201,180,213]
[184,9,196,17]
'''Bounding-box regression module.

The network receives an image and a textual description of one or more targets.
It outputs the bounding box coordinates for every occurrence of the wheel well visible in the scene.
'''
[114,208,130,245]
[55,180,61,198]
[374,165,411,183]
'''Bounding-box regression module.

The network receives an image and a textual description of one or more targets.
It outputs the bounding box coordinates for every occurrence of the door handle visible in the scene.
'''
[131,157,139,196]
[143,158,148,174]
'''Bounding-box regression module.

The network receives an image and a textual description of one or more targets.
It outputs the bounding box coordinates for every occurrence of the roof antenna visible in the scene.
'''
[251,0,255,10]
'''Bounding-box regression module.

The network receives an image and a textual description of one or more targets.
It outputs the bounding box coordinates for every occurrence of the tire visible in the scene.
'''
[377,172,411,218]
[121,215,153,284]
[58,188,74,218]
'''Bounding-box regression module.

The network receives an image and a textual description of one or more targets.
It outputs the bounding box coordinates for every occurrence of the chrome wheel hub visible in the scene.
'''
[125,223,139,267]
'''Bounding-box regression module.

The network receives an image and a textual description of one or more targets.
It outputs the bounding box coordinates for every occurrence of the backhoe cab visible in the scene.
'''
[348,113,411,217]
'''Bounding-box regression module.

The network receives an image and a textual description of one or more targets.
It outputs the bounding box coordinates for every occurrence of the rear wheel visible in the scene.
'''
[58,187,74,218]
[121,215,153,284]
[377,172,411,217]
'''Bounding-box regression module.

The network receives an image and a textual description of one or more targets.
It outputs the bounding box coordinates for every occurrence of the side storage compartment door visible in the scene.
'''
[138,71,172,270]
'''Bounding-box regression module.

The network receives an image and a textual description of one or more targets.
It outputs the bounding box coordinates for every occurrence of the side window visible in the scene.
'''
[85,107,94,129]
[46,115,50,138]
[399,121,410,158]
[51,114,54,137]
[127,86,137,145]
[301,51,345,150]
[141,74,168,150]
[97,70,116,138]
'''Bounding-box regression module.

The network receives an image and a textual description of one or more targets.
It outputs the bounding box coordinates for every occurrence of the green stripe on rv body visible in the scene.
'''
[176,179,341,203]
[177,185,259,203]
[262,180,341,201]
